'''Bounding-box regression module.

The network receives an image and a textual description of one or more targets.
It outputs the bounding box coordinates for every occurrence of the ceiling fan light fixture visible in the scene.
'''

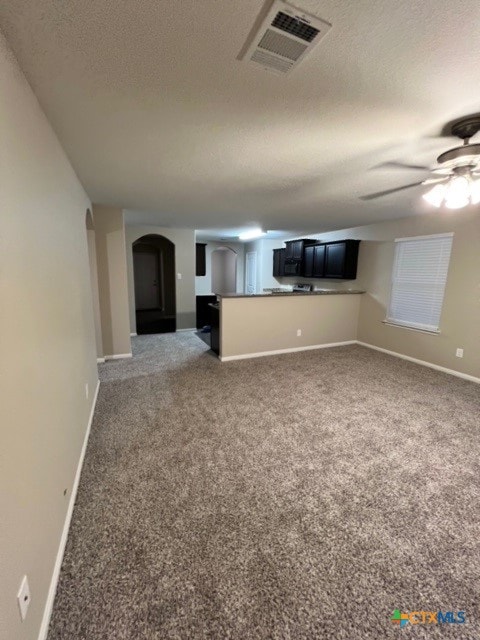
[444,175,470,209]
[470,179,480,204]
[444,196,469,209]
[422,183,446,208]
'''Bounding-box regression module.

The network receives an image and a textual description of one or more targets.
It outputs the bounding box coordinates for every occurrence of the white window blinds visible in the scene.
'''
[386,233,453,332]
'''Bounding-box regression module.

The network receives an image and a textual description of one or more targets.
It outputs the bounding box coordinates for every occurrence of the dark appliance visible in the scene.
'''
[196,295,217,329]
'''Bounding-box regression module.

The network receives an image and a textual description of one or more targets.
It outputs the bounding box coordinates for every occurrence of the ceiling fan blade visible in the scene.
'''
[360,181,424,201]
[422,176,449,185]
[372,161,431,171]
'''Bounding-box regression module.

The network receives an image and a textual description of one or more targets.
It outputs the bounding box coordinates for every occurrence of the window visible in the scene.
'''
[386,233,453,333]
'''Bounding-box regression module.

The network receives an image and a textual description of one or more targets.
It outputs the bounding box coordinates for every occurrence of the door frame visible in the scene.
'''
[245,251,257,294]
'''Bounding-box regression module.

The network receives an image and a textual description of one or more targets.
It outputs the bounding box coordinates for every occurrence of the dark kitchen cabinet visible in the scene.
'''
[303,244,325,277]
[195,243,207,276]
[285,239,316,260]
[324,240,360,279]
[303,246,314,277]
[273,248,286,277]
[277,238,360,280]
[313,244,326,277]
[285,240,303,260]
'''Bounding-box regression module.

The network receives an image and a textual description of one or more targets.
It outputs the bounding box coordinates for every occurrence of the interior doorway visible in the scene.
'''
[133,234,176,334]
[211,247,237,294]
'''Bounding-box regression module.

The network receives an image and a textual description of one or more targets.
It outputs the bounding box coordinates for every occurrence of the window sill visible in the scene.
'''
[382,320,441,335]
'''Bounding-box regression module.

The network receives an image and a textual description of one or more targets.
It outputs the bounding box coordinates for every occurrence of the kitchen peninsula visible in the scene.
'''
[211,290,365,361]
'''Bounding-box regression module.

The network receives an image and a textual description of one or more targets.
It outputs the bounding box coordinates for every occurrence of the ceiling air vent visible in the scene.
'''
[241,0,332,74]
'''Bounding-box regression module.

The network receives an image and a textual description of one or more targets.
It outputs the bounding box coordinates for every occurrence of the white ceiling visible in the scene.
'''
[2,0,480,233]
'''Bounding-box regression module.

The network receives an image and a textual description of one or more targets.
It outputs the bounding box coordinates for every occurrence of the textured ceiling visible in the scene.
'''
[2,0,480,232]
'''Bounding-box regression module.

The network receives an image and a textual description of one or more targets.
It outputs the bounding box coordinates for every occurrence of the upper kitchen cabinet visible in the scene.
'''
[273,248,285,277]
[274,238,360,280]
[313,244,326,278]
[324,240,360,279]
[284,240,303,260]
[303,244,325,278]
[303,245,314,277]
[284,239,316,260]
[195,243,207,276]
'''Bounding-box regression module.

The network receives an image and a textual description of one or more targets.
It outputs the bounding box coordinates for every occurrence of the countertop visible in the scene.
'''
[218,290,365,299]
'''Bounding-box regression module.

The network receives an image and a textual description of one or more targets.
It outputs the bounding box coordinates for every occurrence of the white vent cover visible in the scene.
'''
[242,0,332,74]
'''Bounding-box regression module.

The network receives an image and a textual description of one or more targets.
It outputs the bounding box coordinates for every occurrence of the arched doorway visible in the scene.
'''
[133,234,176,334]
[85,209,103,359]
[211,246,237,294]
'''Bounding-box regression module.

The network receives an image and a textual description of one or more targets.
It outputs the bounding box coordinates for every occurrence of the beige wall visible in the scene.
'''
[352,213,480,379]
[125,225,196,331]
[264,209,480,379]
[94,205,132,356]
[211,248,237,294]
[0,31,98,640]
[221,294,361,358]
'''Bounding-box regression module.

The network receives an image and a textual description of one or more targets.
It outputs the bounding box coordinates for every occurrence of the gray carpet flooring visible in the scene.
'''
[48,334,480,639]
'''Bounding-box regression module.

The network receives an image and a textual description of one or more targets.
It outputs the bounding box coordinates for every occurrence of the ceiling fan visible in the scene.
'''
[361,115,480,208]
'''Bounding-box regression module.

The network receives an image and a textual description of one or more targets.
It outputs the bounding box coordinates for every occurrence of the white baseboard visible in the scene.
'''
[38,379,100,640]
[176,328,196,332]
[96,357,105,363]
[357,341,480,384]
[219,340,356,362]
[104,353,132,360]
[130,332,137,337]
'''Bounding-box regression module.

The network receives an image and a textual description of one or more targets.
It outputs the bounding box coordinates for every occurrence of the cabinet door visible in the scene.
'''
[273,249,285,277]
[292,240,304,260]
[195,243,206,276]
[278,248,285,276]
[303,246,314,277]
[342,241,360,279]
[324,242,346,278]
[273,249,280,276]
[312,244,325,277]
[284,242,294,260]
[285,240,304,260]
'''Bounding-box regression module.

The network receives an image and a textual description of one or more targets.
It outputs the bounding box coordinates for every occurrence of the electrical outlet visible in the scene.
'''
[17,575,31,622]
[297,329,302,337]
[456,348,464,358]
[85,383,89,399]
